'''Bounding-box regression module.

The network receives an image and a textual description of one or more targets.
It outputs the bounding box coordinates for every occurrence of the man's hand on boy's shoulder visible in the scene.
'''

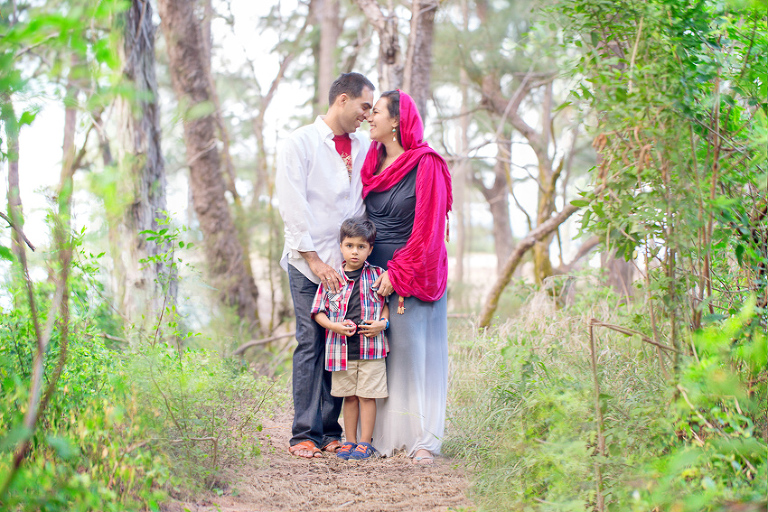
[301,250,344,293]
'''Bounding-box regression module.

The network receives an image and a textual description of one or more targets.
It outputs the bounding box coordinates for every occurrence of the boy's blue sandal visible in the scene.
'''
[348,442,376,460]
[336,442,357,460]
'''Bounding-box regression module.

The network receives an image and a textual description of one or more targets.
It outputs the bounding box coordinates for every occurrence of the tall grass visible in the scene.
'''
[446,276,767,511]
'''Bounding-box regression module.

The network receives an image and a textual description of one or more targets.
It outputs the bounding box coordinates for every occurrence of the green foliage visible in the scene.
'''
[0,260,166,511]
[632,300,767,511]
[0,211,279,510]
[128,344,280,494]
[560,0,768,331]
[447,286,767,511]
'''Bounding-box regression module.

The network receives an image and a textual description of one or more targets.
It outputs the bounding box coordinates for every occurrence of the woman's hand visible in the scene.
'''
[357,318,387,338]
[372,270,394,297]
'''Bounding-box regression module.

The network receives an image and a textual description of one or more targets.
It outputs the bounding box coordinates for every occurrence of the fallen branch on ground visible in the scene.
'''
[233,331,296,356]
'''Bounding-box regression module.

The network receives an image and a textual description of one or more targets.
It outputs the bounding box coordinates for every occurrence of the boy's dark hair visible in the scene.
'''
[328,73,375,106]
[339,217,376,245]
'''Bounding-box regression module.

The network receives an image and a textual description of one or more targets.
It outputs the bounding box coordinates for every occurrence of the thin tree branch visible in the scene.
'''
[0,211,35,251]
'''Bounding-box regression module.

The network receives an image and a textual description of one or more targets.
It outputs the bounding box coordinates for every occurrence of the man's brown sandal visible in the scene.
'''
[322,440,342,453]
[289,440,322,458]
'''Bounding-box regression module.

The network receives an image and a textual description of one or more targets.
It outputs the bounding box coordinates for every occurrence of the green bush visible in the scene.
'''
[128,344,281,496]
[0,250,281,510]
[0,285,167,511]
[446,289,767,511]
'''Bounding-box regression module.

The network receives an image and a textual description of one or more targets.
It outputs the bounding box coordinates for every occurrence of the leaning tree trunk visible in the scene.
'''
[157,0,260,333]
[114,0,176,331]
[478,203,583,328]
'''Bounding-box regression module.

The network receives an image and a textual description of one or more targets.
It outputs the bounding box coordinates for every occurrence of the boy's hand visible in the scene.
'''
[330,319,357,337]
[357,318,386,337]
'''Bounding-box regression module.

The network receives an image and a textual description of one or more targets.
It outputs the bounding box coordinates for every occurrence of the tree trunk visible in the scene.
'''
[403,0,438,117]
[2,97,24,292]
[475,140,514,274]
[601,249,635,301]
[157,0,260,333]
[532,82,556,284]
[114,0,175,330]
[356,0,403,90]
[312,0,341,115]
[453,60,471,285]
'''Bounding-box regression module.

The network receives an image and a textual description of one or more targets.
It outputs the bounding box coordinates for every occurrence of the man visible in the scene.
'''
[276,72,375,459]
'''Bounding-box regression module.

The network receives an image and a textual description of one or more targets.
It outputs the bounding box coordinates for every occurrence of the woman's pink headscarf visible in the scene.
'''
[361,90,453,302]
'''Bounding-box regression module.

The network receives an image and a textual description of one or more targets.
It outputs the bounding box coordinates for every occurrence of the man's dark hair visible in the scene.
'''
[339,216,376,245]
[328,73,375,106]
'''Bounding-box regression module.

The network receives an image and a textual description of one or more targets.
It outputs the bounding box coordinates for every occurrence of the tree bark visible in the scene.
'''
[312,0,341,115]
[157,0,260,332]
[474,140,514,274]
[403,0,438,117]
[114,0,175,330]
[2,96,25,300]
[356,0,403,91]
[453,46,471,284]
[601,249,635,301]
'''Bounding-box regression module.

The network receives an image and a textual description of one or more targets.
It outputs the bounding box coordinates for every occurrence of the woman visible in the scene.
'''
[361,90,452,463]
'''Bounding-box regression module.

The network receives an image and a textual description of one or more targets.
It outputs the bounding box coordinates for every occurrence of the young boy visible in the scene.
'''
[311,217,389,460]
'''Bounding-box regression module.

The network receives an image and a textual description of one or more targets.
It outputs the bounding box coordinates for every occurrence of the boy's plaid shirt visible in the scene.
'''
[310,261,389,371]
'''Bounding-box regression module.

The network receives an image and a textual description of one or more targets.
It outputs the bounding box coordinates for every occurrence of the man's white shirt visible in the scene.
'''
[276,116,370,283]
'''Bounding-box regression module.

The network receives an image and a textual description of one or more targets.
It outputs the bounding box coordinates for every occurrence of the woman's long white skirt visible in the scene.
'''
[373,293,448,457]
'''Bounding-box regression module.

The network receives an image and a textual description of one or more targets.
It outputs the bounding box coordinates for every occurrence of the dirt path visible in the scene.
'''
[170,411,474,512]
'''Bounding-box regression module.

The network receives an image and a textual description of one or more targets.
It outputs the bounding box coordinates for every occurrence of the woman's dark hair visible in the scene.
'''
[376,90,401,174]
[339,216,377,245]
[328,73,375,106]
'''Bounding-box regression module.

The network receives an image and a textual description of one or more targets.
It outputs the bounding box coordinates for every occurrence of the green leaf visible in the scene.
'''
[46,435,78,460]
[590,31,599,47]
[18,110,37,127]
[570,199,591,207]
[0,245,14,261]
[0,426,31,452]
[735,244,745,266]
[185,101,215,120]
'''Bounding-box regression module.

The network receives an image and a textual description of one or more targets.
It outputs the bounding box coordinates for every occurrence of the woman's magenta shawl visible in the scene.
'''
[361,90,453,302]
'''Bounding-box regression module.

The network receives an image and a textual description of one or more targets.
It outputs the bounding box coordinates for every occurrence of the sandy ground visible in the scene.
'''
[166,411,474,512]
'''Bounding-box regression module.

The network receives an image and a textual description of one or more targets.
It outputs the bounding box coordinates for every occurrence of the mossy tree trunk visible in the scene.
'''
[113,0,175,332]
[157,0,260,334]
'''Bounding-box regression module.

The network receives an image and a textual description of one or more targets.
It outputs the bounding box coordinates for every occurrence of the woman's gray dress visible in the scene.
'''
[366,167,448,457]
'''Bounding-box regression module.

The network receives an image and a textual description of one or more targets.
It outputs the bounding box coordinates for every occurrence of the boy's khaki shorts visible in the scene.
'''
[331,359,388,399]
